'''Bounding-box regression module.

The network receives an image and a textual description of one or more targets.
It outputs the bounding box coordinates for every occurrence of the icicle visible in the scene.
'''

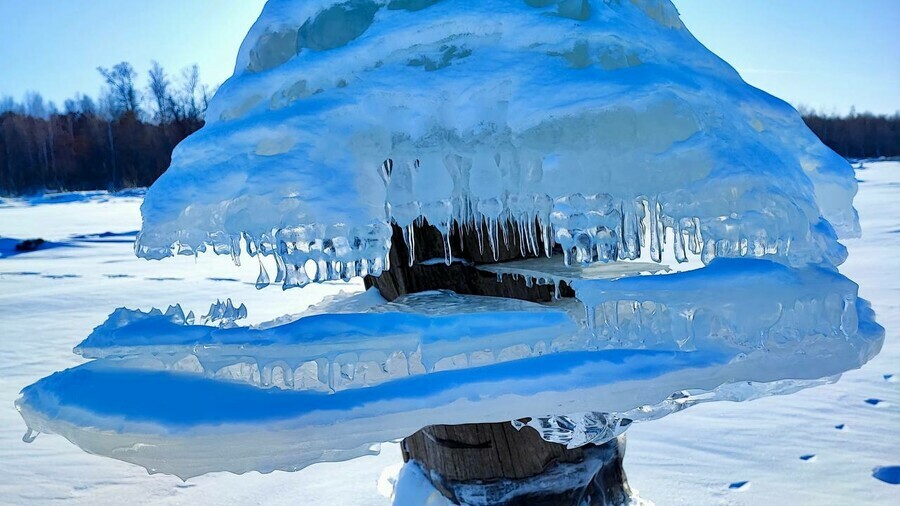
[285,365,296,389]
[649,198,661,263]
[674,220,687,263]
[327,359,335,392]
[701,239,716,264]
[442,231,452,266]
[585,303,596,335]
[317,259,330,282]
[402,224,416,267]
[22,428,39,443]
[475,217,485,254]
[274,252,286,283]
[517,219,527,256]
[230,247,241,266]
[637,199,648,249]
[687,217,700,254]
[255,255,270,289]
[378,159,393,186]
[538,215,552,258]
[692,217,703,253]
[526,218,538,256]
[487,217,499,261]
[621,200,640,260]
[261,364,273,387]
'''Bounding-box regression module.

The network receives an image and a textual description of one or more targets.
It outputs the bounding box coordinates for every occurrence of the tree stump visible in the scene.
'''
[364,220,574,302]
[401,424,631,505]
[365,220,632,505]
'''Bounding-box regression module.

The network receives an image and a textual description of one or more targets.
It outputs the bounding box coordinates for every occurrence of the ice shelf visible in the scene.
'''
[17,319,879,479]
[134,0,859,287]
[17,258,884,478]
[74,259,873,392]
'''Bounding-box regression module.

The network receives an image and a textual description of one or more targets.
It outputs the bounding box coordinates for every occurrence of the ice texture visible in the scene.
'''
[73,260,873,392]
[16,258,884,479]
[75,290,580,391]
[16,324,879,480]
[135,0,859,287]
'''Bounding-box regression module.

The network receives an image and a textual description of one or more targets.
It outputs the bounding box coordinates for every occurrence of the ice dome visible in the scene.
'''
[136,0,860,287]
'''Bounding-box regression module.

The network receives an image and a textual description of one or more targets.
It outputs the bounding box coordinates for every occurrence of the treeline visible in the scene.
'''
[0,62,210,195]
[800,107,900,160]
[1,68,898,196]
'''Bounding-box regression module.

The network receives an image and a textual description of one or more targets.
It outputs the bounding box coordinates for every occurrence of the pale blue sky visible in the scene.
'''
[0,0,896,114]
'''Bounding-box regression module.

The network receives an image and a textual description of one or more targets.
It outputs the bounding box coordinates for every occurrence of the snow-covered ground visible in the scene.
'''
[0,162,897,505]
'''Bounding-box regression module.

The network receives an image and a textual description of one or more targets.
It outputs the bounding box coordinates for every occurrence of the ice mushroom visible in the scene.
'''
[16,1,882,504]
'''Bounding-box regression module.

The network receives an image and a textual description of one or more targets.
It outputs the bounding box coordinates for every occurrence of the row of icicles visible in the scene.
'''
[159,184,807,290]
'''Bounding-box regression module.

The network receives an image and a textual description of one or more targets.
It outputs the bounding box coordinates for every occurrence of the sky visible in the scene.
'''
[0,0,897,115]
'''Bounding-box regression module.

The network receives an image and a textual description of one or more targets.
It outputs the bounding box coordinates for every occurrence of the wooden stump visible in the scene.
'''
[402,423,631,506]
[365,220,632,504]
[364,220,574,302]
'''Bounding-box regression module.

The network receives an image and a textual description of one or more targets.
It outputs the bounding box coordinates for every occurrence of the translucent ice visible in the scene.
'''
[16,313,879,479]
[135,0,859,286]
[17,258,883,478]
[75,291,580,391]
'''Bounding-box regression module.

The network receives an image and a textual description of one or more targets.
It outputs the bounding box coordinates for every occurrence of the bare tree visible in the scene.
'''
[24,92,47,119]
[0,96,19,114]
[98,62,140,117]
[147,61,171,124]
[78,94,97,116]
[1,62,212,196]
[181,64,201,121]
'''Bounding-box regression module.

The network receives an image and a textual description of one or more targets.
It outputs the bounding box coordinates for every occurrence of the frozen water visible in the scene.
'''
[68,257,880,394]
[571,258,868,350]
[136,0,859,287]
[74,291,580,391]
[16,254,883,478]
[15,337,874,480]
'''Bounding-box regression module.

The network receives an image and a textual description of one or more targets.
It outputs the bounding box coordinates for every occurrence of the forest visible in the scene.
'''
[0,63,897,196]
[799,106,900,161]
[0,62,208,195]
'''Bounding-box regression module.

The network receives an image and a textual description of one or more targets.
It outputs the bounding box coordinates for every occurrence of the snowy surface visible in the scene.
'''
[0,161,896,504]
[137,0,858,286]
